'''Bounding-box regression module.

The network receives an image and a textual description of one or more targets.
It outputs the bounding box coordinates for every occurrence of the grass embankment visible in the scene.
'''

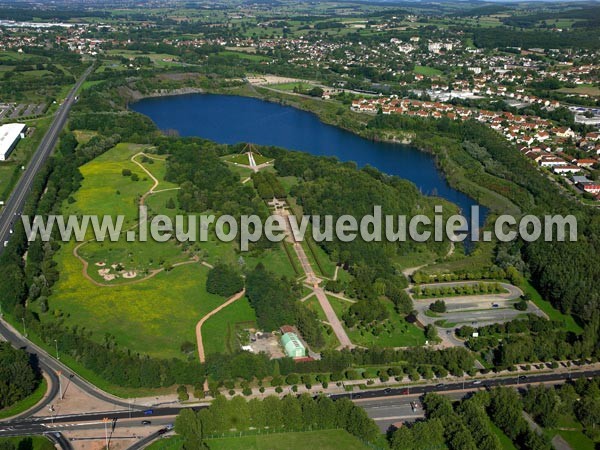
[0,378,47,420]
[0,436,55,450]
[300,234,337,279]
[521,280,582,334]
[148,429,369,450]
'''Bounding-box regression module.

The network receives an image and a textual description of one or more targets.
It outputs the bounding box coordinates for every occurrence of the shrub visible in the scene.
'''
[429,300,447,313]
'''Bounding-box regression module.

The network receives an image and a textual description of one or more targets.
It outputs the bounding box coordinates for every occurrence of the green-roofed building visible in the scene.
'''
[281,332,306,358]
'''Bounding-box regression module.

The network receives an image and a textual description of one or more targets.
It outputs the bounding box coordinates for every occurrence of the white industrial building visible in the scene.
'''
[0,123,27,161]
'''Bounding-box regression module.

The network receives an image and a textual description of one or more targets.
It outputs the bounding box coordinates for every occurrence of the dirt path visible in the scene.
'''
[71,247,198,287]
[72,151,193,286]
[130,152,181,205]
[196,289,246,391]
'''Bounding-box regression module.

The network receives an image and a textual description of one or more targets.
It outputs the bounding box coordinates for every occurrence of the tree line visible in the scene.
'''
[0,343,40,410]
[174,394,380,449]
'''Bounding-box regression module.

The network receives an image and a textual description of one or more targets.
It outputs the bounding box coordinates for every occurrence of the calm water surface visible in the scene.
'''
[131,93,487,227]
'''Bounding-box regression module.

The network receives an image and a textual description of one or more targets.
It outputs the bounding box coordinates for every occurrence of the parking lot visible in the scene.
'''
[0,102,46,120]
[413,281,547,334]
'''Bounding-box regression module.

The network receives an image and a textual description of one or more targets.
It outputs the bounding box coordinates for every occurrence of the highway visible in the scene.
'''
[1,365,598,437]
[0,63,94,255]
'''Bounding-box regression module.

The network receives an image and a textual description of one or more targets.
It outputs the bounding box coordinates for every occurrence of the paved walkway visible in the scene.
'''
[274,204,354,349]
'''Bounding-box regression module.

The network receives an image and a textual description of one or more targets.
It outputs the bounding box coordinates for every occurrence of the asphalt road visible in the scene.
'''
[0,318,148,414]
[45,431,73,450]
[0,64,94,255]
[2,366,599,437]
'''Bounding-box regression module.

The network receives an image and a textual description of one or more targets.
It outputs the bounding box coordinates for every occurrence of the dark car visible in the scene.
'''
[141,420,151,425]
[518,375,527,380]
[157,428,168,435]
[383,388,392,395]
[435,383,445,388]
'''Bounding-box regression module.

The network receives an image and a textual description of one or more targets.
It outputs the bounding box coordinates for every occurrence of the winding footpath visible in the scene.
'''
[71,152,193,287]
[196,289,247,391]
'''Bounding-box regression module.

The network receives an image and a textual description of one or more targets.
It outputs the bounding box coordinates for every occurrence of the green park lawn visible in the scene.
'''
[223,153,273,167]
[543,413,597,450]
[414,65,443,77]
[252,154,273,165]
[202,297,257,356]
[271,82,314,92]
[61,142,153,227]
[62,143,191,283]
[43,142,235,359]
[146,436,186,450]
[204,429,369,450]
[224,153,251,165]
[557,84,600,97]
[546,430,595,450]
[47,247,226,359]
[42,141,296,359]
[300,235,337,279]
[73,130,98,144]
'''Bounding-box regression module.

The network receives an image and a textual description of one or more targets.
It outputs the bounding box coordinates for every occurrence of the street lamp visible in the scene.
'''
[57,370,63,400]
[21,317,27,337]
[54,339,60,360]
[102,417,110,450]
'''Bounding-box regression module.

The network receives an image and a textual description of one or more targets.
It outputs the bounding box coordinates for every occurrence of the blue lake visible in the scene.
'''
[131,93,487,227]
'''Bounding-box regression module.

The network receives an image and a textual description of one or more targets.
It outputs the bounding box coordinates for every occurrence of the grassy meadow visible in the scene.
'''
[43,143,228,358]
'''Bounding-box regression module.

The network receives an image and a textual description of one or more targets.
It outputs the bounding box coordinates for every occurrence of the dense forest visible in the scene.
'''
[268,148,449,299]
[246,264,325,349]
[0,343,40,410]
